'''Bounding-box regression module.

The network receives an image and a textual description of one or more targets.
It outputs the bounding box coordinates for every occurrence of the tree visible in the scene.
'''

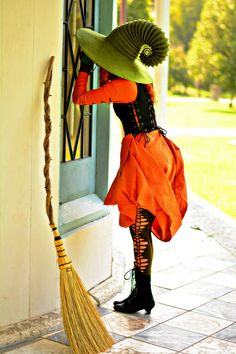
[188,0,236,105]
[117,0,154,23]
[169,45,192,93]
[169,0,204,91]
[126,0,154,22]
[170,0,204,51]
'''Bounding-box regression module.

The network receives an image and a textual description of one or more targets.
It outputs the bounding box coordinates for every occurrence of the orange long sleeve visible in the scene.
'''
[72,72,138,105]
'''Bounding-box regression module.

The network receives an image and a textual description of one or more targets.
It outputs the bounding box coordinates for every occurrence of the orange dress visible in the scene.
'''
[73,72,187,242]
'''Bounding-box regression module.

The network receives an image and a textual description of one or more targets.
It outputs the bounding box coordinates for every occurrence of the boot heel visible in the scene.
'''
[145,307,153,314]
[145,301,155,314]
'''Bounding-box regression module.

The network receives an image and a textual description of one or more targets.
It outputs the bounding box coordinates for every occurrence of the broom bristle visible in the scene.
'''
[60,265,114,354]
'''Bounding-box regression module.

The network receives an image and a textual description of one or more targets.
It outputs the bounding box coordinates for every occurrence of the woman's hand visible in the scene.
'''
[79,52,94,73]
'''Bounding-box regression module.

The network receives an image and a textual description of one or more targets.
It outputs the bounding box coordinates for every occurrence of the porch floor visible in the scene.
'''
[2,195,236,354]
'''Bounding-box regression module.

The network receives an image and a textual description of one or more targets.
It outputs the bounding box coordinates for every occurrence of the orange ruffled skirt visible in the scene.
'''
[104,131,187,242]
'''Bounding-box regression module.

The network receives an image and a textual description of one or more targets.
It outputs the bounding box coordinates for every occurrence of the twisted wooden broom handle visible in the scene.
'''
[43,57,72,270]
[43,56,55,226]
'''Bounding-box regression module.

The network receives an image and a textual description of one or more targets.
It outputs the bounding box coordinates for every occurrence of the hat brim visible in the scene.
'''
[77,28,153,84]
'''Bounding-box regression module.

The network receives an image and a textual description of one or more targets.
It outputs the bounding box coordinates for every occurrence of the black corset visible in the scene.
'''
[113,83,158,136]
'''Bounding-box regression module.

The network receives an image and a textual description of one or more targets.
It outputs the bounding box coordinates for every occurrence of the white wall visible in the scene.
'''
[0,0,63,327]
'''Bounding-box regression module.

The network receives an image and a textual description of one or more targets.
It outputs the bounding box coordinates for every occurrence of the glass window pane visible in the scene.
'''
[61,0,94,162]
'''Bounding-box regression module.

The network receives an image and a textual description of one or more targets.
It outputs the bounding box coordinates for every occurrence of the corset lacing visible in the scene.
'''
[113,83,167,140]
[137,132,151,146]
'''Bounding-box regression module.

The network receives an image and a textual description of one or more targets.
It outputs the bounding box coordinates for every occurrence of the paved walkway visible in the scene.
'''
[167,96,236,106]
[2,197,236,353]
[168,128,236,137]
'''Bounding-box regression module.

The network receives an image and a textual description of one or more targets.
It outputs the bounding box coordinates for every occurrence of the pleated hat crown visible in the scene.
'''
[107,20,169,67]
[77,19,169,84]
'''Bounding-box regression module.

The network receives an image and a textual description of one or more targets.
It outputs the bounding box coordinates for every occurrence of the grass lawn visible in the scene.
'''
[166,98,236,219]
[167,98,236,129]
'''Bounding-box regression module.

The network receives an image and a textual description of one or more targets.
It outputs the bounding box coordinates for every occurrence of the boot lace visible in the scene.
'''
[124,268,138,303]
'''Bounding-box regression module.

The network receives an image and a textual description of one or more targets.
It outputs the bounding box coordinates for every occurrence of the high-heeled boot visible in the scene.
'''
[113,268,155,314]
[113,268,136,306]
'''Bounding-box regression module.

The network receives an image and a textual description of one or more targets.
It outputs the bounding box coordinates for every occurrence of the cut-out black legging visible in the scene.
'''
[129,207,155,275]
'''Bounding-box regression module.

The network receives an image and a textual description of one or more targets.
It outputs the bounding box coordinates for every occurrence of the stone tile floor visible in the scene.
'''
[2,220,236,353]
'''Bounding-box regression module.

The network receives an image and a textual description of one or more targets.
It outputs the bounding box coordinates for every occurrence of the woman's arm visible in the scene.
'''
[72,71,138,105]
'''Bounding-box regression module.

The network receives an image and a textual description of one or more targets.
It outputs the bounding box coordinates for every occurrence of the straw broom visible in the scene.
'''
[43,56,114,354]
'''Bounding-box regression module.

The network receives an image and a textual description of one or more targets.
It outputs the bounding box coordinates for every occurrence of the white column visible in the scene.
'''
[154,0,170,128]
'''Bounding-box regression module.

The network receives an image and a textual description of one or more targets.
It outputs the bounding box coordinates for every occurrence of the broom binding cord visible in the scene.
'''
[51,224,72,270]
[43,56,114,353]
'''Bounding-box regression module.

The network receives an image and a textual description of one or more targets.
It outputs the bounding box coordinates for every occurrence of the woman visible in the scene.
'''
[72,20,187,314]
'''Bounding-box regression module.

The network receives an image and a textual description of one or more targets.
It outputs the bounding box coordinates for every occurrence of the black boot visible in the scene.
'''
[113,268,155,314]
[113,268,136,306]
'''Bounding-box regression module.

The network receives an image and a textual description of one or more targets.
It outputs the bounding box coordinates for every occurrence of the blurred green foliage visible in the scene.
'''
[170,0,204,52]
[169,0,204,93]
[188,0,236,105]
[117,0,154,23]
[126,0,154,22]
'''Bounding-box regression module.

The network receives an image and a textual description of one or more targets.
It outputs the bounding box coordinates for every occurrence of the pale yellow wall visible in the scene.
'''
[0,0,113,330]
[0,0,62,327]
[64,216,113,291]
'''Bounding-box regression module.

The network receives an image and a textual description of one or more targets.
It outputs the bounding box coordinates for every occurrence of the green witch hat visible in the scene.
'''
[77,19,169,84]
